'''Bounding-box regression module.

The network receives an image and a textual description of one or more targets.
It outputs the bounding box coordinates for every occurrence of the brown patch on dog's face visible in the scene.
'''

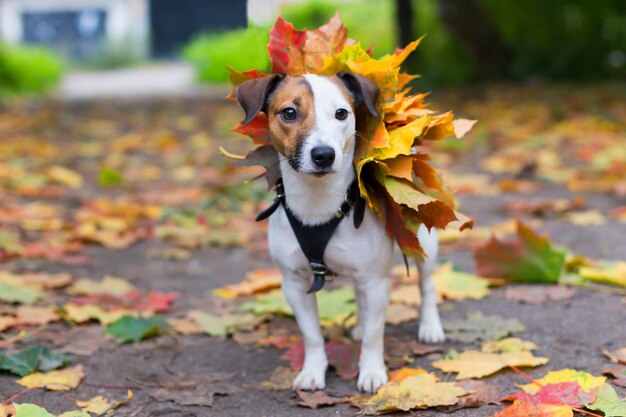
[266,76,316,164]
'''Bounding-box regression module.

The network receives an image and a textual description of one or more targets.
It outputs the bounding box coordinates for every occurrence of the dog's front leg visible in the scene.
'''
[281,270,328,390]
[417,224,446,343]
[356,278,389,393]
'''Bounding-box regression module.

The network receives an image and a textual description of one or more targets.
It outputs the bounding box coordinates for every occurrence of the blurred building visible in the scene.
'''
[0,0,248,61]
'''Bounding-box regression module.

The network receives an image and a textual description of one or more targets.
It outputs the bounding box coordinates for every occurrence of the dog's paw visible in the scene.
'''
[293,368,326,391]
[357,368,388,393]
[417,319,446,344]
[350,324,364,341]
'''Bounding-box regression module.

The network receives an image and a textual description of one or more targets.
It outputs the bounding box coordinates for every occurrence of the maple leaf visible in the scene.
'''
[474,220,566,283]
[507,381,597,407]
[0,345,69,376]
[68,275,134,296]
[443,311,525,343]
[259,366,298,390]
[297,391,350,409]
[579,261,626,287]
[432,349,548,380]
[11,404,54,417]
[517,369,606,395]
[587,383,626,417]
[355,373,468,414]
[105,315,169,344]
[17,364,84,391]
[433,262,490,301]
[281,339,360,379]
[388,367,427,382]
[492,400,573,417]
[76,390,133,416]
[232,113,271,145]
[268,17,307,74]
[213,268,282,299]
[603,347,626,365]
[189,310,261,337]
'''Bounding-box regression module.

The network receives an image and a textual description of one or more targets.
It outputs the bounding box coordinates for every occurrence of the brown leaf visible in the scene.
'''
[439,380,502,411]
[603,348,626,365]
[297,391,349,409]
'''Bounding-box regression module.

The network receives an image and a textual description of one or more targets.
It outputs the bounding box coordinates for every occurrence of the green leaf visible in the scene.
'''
[13,404,55,417]
[0,277,42,304]
[98,168,123,186]
[0,345,69,376]
[189,311,260,337]
[105,315,169,344]
[587,383,626,417]
[474,220,566,283]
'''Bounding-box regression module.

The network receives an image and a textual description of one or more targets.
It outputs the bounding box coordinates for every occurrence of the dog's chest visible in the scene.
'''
[268,206,394,279]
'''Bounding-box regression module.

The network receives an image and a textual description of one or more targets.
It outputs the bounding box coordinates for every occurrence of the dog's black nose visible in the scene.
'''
[311,146,335,168]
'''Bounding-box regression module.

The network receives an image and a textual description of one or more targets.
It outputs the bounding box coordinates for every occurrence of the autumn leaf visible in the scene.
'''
[68,275,134,296]
[0,273,42,304]
[579,261,626,287]
[47,166,83,189]
[481,337,538,354]
[259,366,298,390]
[297,391,349,409]
[388,367,427,382]
[63,303,129,325]
[603,347,626,365]
[213,268,282,298]
[17,364,84,391]
[433,262,490,300]
[507,381,597,407]
[474,220,566,283]
[493,400,573,417]
[268,16,307,74]
[189,310,261,337]
[355,373,468,414]
[517,369,606,395]
[432,349,548,380]
[12,404,54,417]
[587,383,626,417]
[443,311,525,343]
[105,315,169,344]
[0,345,69,376]
[76,390,133,416]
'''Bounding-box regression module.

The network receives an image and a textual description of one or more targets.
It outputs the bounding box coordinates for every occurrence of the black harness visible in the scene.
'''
[256,178,366,293]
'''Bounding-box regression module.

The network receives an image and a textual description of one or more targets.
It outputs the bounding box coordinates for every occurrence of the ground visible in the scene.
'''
[0,85,625,417]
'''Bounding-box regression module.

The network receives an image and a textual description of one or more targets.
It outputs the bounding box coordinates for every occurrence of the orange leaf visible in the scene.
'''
[268,17,307,74]
[493,400,573,417]
[233,113,271,145]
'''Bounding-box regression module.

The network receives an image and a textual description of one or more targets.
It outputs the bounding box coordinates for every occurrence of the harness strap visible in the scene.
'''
[256,177,366,293]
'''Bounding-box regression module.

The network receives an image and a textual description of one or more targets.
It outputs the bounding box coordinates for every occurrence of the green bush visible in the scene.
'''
[0,43,64,98]
[183,27,270,83]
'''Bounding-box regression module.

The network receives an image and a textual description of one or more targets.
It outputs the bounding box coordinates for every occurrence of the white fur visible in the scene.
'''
[269,74,445,393]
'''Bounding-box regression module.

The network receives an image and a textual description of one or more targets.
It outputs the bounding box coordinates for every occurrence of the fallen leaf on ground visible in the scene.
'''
[504,285,575,304]
[579,261,626,287]
[565,209,606,226]
[281,339,360,379]
[167,316,203,334]
[443,311,525,343]
[213,268,282,298]
[587,383,626,417]
[259,366,298,390]
[474,220,565,283]
[440,379,502,412]
[492,400,573,417]
[517,369,606,395]
[76,390,132,415]
[388,367,427,382]
[0,273,42,304]
[603,348,626,365]
[433,262,490,300]
[148,373,240,407]
[353,373,468,414]
[68,275,134,296]
[12,404,54,417]
[481,337,538,353]
[105,315,169,343]
[189,310,261,337]
[432,349,548,379]
[385,303,417,324]
[507,381,597,407]
[0,345,69,376]
[297,391,349,409]
[602,367,626,388]
[63,303,129,325]
[17,364,84,391]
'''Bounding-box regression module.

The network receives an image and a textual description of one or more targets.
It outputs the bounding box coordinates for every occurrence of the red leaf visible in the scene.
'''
[233,113,271,145]
[474,220,566,283]
[326,340,360,379]
[506,382,597,408]
[70,290,176,313]
[268,17,307,74]
[280,340,305,370]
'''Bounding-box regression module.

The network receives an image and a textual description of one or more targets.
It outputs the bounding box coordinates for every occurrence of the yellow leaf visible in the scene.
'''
[213,268,282,298]
[481,337,538,354]
[385,303,417,325]
[63,303,131,325]
[68,275,134,296]
[360,373,467,413]
[579,262,626,287]
[433,263,490,301]
[76,389,133,416]
[17,364,84,391]
[431,350,548,380]
[373,116,431,160]
[566,209,607,225]
[48,166,83,188]
[517,369,606,395]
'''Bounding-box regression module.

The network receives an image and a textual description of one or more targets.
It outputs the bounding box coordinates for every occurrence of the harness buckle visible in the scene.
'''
[310,262,334,282]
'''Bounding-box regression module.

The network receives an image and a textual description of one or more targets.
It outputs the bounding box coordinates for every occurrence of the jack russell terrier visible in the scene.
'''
[236,73,444,393]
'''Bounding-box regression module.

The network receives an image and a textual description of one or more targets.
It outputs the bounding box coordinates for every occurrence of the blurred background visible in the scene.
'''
[0,0,625,99]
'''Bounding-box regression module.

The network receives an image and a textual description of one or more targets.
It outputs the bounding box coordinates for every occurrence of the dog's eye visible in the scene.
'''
[335,108,348,121]
[281,107,298,122]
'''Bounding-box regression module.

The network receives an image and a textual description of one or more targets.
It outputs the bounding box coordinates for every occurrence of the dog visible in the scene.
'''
[236,73,444,393]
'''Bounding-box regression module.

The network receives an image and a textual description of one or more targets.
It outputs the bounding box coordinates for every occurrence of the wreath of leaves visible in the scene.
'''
[227,14,474,256]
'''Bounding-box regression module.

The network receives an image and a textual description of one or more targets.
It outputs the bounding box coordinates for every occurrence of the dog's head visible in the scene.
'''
[236,73,379,176]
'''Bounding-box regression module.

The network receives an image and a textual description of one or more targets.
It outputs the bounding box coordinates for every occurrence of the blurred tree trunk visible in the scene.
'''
[436,0,511,79]
[394,0,415,47]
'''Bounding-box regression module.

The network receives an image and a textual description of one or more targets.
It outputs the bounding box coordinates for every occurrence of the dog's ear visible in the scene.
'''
[236,74,283,125]
[337,72,379,118]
